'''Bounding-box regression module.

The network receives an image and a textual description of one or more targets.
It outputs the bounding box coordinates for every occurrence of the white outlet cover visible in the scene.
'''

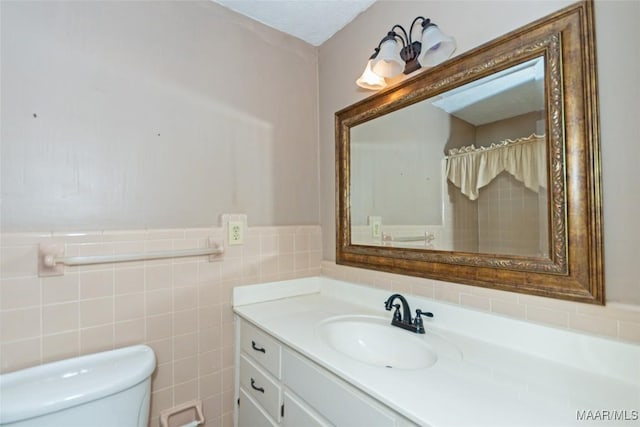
[368,216,382,238]
[228,220,244,245]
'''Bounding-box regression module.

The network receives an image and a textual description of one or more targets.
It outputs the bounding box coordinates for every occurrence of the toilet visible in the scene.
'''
[0,345,156,427]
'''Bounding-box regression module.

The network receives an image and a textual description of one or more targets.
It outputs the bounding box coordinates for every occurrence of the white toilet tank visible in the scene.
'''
[0,345,156,427]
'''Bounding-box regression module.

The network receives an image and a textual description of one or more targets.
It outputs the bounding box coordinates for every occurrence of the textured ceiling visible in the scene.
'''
[213,0,377,46]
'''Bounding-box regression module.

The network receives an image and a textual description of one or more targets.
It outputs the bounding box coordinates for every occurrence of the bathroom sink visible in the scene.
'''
[317,315,440,370]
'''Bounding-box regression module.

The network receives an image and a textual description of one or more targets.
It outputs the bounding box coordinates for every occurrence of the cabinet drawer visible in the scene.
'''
[240,354,282,422]
[240,320,282,378]
[238,388,278,427]
[282,348,396,427]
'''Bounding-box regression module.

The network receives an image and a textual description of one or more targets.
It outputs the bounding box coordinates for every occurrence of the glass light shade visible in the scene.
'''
[418,25,456,67]
[356,59,388,90]
[371,39,404,78]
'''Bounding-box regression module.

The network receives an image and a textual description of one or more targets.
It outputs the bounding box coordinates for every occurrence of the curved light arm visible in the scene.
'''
[389,25,409,47]
[408,16,429,44]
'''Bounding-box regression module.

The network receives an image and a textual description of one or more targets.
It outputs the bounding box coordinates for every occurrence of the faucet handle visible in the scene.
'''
[414,309,434,334]
[416,309,433,318]
[392,304,403,322]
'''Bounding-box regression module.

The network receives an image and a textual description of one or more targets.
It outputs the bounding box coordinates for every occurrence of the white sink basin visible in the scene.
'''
[317,315,449,370]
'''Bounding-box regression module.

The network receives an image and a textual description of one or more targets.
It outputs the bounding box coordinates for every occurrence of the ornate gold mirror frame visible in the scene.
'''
[336,1,603,304]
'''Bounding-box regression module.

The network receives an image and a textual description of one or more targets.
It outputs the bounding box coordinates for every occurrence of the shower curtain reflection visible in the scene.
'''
[444,134,548,257]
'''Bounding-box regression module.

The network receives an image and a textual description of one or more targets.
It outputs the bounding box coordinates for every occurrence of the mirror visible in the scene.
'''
[350,57,548,257]
[336,1,604,304]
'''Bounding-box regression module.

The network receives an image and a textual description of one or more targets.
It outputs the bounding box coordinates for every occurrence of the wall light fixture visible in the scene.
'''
[356,17,456,90]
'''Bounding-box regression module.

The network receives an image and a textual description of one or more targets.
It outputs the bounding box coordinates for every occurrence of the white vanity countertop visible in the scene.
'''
[233,277,640,427]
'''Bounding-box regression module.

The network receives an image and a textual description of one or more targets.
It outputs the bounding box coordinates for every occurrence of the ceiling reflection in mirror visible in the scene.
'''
[350,57,549,258]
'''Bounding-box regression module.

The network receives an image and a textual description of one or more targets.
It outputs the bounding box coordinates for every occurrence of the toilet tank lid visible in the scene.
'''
[0,345,156,424]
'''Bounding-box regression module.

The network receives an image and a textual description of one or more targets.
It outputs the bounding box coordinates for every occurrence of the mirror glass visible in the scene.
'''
[350,58,548,257]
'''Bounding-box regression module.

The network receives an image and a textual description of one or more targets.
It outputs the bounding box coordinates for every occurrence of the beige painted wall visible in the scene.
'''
[1,3,322,425]
[350,101,445,226]
[1,0,319,230]
[319,0,640,305]
[475,111,542,147]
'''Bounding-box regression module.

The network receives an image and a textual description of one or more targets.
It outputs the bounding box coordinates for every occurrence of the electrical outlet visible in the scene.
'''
[228,221,244,245]
[369,216,382,238]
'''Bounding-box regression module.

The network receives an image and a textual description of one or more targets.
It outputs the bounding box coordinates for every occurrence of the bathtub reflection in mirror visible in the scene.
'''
[350,58,548,258]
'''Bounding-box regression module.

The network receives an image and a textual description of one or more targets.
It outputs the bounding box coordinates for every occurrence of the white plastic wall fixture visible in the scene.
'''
[38,243,65,277]
[159,400,204,427]
[38,238,223,277]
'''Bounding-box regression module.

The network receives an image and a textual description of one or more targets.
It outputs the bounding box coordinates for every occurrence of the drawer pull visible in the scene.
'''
[250,378,265,393]
[251,340,266,354]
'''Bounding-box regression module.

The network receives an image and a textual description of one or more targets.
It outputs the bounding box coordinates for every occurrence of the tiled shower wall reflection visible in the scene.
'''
[444,173,548,257]
[477,172,548,257]
[0,225,322,427]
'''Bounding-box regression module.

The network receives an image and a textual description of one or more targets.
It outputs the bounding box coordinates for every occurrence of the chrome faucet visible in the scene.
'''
[384,294,433,334]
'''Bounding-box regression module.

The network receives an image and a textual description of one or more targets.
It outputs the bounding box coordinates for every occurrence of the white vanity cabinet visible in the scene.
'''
[235,318,415,427]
